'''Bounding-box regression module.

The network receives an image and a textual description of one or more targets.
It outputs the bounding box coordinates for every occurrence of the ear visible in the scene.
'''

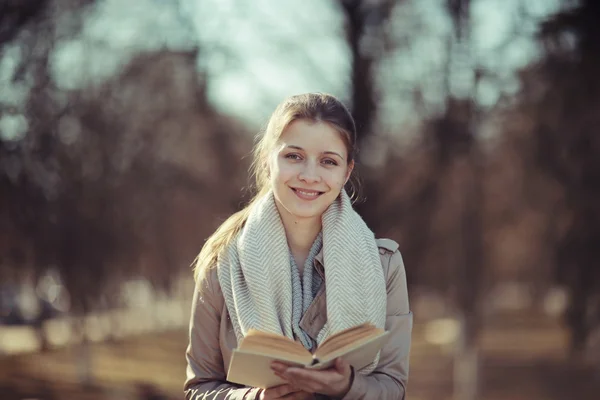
[344,160,354,185]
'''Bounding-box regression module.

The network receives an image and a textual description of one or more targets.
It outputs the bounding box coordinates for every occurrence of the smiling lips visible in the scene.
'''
[291,187,324,201]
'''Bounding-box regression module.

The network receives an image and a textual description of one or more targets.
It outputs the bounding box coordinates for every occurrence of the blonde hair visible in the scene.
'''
[193,93,359,284]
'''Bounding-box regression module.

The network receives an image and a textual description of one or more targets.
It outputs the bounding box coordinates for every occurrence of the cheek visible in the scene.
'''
[271,159,295,183]
[326,171,348,190]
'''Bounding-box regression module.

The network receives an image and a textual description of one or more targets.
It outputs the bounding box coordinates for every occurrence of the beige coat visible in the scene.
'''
[184,238,412,400]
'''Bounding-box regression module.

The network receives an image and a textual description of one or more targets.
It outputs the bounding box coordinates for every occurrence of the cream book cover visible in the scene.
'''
[226,323,390,389]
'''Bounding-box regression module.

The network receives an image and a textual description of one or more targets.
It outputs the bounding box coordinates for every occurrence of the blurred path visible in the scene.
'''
[0,309,599,400]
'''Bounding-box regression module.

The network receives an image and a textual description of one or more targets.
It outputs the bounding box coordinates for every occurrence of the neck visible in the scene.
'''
[274,202,321,259]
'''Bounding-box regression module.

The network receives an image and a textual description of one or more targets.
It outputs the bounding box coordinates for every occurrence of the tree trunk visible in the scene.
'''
[76,334,94,386]
[77,339,93,386]
[454,146,484,400]
[34,321,49,351]
[454,313,479,400]
[73,312,94,386]
[342,0,375,143]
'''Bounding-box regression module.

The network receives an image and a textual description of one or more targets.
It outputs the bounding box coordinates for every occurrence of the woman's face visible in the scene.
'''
[269,119,354,221]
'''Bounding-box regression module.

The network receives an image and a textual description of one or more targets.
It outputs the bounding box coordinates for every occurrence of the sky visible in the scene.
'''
[180,0,350,123]
[376,0,562,128]
[51,0,197,90]
[0,0,564,141]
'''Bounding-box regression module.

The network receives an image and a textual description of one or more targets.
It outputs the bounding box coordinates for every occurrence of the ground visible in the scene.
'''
[0,309,598,400]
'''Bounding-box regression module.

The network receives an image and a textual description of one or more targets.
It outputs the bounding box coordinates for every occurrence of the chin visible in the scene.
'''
[274,193,328,220]
[289,207,326,220]
[288,197,336,219]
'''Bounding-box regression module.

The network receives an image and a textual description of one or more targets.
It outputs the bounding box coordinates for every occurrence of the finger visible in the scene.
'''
[335,357,351,374]
[284,365,351,395]
[271,361,289,370]
[276,384,299,397]
[296,393,315,400]
[263,384,297,399]
[268,390,299,400]
[280,369,327,393]
[288,392,314,400]
[273,370,290,384]
[271,361,293,375]
[281,392,310,400]
[285,366,338,382]
[271,387,313,400]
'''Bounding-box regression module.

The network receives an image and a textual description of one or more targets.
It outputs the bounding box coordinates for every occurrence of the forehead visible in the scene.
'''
[278,120,348,155]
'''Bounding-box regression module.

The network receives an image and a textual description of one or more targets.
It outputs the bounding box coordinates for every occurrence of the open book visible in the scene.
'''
[226,323,390,389]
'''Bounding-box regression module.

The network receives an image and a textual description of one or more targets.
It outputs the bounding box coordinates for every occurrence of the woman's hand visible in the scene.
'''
[270,358,353,398]
[258,384,315,399]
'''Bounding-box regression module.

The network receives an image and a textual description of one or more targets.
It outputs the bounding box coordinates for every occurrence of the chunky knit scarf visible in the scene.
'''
[217,190,386,374]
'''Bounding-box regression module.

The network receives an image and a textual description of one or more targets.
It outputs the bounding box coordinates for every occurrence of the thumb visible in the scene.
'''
[335,358,350,374]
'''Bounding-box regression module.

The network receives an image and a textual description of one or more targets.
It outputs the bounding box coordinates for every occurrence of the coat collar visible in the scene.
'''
[314,248,325,279]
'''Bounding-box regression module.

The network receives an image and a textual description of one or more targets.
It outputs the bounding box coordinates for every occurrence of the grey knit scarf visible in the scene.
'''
[217,190,386,374]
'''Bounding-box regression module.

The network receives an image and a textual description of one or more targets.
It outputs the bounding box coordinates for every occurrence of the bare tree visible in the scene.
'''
[340,0,397,142]
[526,0,600,358]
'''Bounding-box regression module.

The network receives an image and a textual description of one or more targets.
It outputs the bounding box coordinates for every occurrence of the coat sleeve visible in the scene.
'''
[341,249,413,400]
[184,268,262,400]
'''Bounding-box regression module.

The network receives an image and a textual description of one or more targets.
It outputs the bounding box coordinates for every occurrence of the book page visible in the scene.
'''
[314,324,384,359]
[309,331,390,371]
[240,329,310,358]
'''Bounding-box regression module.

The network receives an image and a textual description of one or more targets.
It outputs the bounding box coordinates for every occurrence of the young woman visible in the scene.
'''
[184,93,412,400]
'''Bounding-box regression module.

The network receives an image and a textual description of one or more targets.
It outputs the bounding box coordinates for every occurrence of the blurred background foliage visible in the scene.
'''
[1,0,599,399]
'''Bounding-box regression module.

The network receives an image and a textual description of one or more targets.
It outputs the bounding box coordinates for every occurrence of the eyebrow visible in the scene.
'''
[285,145,345,160]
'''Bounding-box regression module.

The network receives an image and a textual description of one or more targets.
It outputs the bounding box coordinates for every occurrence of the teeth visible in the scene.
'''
[297,190,319,196]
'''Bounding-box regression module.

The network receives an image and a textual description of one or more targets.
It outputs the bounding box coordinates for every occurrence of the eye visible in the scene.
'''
[322,158,339,166]
[284,153,302,161]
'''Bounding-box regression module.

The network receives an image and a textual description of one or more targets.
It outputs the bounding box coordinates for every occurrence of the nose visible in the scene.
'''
[298,161,321,183]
